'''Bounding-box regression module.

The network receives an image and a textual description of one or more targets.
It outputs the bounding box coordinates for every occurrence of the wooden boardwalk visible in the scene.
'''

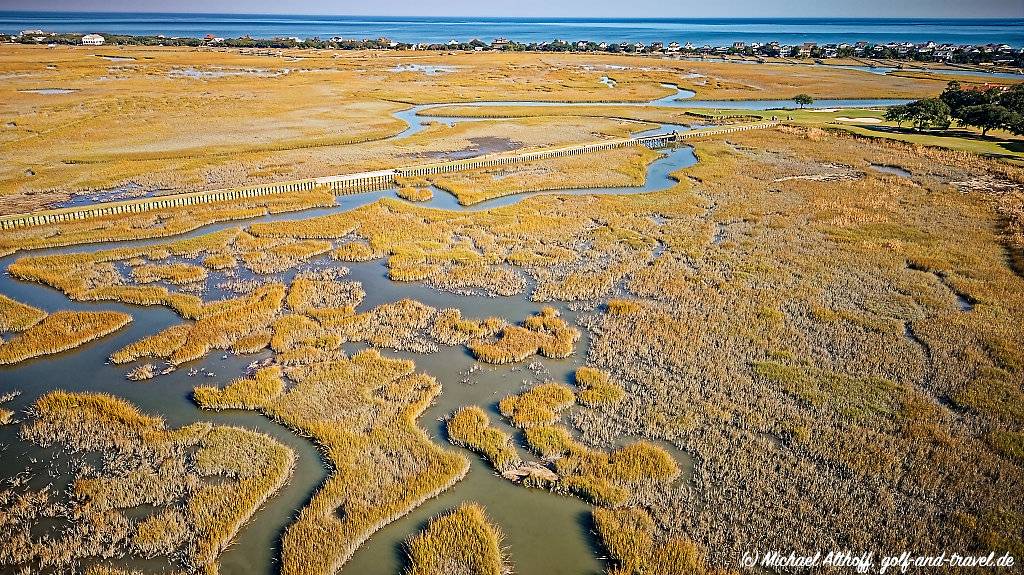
[0,122,778,230]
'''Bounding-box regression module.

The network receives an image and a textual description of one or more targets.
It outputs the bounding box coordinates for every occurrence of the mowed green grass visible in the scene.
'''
[684,106,1024,163]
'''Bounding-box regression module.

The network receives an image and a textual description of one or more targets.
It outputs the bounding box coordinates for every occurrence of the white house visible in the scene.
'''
[81,34,105,46]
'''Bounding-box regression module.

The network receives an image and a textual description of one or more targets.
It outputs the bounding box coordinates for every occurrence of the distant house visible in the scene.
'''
[732,41,745,50]
[491,37,510,49]
[667,41,680,53]
[81,34,105,46]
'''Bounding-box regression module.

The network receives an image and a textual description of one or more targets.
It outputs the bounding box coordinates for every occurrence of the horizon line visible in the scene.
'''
[1,10,1021,21]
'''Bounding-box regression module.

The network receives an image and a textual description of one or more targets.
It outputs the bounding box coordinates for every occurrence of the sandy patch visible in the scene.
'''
[834,116,883,123]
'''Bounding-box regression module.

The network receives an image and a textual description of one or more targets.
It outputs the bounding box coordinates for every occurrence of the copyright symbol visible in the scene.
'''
[740,551,758,568]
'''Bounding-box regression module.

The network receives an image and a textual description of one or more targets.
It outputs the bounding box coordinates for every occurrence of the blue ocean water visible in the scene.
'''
[1,12,1022,47]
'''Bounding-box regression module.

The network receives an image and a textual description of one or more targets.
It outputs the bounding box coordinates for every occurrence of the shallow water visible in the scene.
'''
[168,67,291,79]
[870,163,912,177]
[48,183,165,209]
[388,63,458,75]
[17,88,78,94]
[679,97,912,110]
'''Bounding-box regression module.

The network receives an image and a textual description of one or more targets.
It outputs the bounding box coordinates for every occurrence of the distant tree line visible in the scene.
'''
[885,81,1024,135]
[4,32,1023,67]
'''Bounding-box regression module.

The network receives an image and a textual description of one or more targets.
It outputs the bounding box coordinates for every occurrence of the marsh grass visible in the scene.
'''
[430,308,505,346]
[498,382,575,429]
[397,186,434,202]
[191,349,469,575]
[593,506,713,575]
[0,66,1021,575]
[428,146,660,206]
[0,293,46,332]
[0,310,132,365]
[468,307,580,364]
[575,366,625,406]
[332,242,377,262]
[110,283,286,366]
[404,502,508,575]
[2,390,294,574]
[446,406,522,473]
[287,278,366,315]
[241,239,333,274]
[131,262,207,285]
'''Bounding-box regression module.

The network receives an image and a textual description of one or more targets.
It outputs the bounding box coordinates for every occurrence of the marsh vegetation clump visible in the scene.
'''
[324,298,439,353]
[404,502,509,575]
[0,310,132,365]
[468,307,580,364]
[240,239,333,274]
[202,252,238,270]
[593,506,714,575]
[287,278,366,315]
[574,366,625,406]
[194,366,286,410]
[8,229,240,318]
[430,308,505,346]
[110,283,286,366]
[446,406,523,474]
[397,186,434,202]
[0,391,18,425]
[110,323,192,364]
[0,293,46,332]
[498,382,575,429]
[125,363,156,381]
[331,241,377,262]
[131,262,208,285]
[0,391,294,574]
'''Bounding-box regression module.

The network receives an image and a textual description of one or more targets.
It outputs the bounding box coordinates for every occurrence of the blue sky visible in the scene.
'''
[1,0,1022,18]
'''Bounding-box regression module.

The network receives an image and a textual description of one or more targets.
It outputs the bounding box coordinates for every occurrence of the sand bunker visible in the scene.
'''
[834,116,883,123]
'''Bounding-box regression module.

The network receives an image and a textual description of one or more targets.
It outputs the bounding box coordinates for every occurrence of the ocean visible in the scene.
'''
[1,12,1022,47]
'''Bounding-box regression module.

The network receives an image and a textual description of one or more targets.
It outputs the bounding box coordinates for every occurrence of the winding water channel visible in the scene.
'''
[0,86,909,574]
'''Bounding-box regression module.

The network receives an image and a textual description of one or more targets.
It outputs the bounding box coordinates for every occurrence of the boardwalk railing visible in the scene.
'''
[0,121,778,230]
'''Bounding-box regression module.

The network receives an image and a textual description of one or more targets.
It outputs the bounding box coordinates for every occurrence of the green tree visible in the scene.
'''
[884,104,912,128]
[793,94,814,109]
[959,104,1016,136]
[940,81,992,119]
[997,83,1024,128]
[906,98,952,131]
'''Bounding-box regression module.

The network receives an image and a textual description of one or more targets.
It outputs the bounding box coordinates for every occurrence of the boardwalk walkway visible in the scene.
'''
[0,122,778,230]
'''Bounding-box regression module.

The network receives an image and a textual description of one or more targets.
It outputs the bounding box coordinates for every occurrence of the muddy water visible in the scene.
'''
[0,136,702,574]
